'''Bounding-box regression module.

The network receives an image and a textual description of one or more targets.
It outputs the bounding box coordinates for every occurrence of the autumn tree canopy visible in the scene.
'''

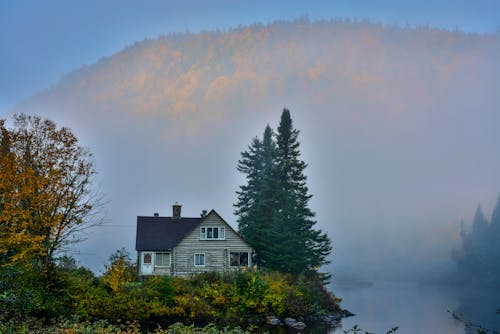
[0,114,102,269]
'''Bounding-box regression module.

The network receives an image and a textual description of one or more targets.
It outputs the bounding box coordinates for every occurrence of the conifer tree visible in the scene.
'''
[472,205,488,235]
[489,196,500,234]
[266,109,331,276]
[234,125,276,266]
[470,206,490,272]
[488,197,500,278]
[453,198,500,286]
[235,109,332,278]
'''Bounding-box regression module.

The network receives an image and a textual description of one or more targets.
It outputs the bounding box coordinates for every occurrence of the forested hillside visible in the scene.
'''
[18,19,499,142]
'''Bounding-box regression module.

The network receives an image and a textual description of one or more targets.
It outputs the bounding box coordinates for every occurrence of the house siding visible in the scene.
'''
[173,212,253,277]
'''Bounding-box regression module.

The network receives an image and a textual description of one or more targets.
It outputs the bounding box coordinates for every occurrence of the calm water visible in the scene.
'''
[328,281,500,334]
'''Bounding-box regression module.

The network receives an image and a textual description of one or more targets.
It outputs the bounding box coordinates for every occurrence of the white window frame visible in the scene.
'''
[200,226,225,240]
[154,252,171,267]
[194,253,205,267]
[229,252,250,267]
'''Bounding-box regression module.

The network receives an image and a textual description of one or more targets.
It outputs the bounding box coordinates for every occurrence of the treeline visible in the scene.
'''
[452,196,500,286]
[235,109,331,279]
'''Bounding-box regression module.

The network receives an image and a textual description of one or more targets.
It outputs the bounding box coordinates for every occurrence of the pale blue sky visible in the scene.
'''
[1,0,499,114]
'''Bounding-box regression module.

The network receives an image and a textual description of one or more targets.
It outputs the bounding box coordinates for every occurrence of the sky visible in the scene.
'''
[1,1,500,278]
[1,0,499,114]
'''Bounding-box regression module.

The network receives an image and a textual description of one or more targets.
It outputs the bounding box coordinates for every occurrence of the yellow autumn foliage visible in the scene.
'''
[0,115,101,269]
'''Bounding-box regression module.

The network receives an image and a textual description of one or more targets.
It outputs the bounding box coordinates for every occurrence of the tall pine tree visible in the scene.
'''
[235,125,276,266]
[453,198,500,286]
[267,109,331,276]
[489,196,500,279]
[235,109,331,278]
[490,196,500,235]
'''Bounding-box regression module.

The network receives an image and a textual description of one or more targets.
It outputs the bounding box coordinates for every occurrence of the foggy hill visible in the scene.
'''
[14,19,500,279]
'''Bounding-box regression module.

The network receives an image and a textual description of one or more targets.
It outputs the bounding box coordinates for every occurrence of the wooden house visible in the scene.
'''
[135,203,253,277]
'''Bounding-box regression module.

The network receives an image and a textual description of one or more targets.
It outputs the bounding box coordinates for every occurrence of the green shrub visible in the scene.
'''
[1,262,341,330]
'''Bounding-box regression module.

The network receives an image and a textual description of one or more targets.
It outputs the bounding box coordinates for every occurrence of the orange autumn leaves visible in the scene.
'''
[19,19,497,148]
[0,115,99,268]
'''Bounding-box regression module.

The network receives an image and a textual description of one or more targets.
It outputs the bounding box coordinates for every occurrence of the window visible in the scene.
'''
[200,227,225,240]
[143,253,152,264]
[194,253,205,266]
[155,252,170,267]
[230,252,249,267]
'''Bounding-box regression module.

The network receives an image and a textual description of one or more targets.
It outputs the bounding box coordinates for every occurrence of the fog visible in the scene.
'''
[11,20,500,280]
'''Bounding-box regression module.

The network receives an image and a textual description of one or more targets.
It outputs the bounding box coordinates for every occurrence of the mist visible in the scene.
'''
[11,20,500,281]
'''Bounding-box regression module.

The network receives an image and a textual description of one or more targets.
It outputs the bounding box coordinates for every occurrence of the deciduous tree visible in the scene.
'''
[0,114,103,269]
[102,248,137,293]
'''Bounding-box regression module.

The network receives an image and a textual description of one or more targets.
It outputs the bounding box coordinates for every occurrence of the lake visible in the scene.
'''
[327,281,500,334]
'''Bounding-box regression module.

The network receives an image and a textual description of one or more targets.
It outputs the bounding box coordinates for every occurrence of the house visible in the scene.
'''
[135,202,253,277]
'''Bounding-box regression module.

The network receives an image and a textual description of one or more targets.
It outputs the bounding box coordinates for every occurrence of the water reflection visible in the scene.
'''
[452,286,500,334]
[330,281,463,334]
[265,281,499,334]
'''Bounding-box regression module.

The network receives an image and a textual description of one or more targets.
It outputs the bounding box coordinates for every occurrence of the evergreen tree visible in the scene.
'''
[489,196,500,234]
[268,109,331,277]
[488,196,500,278]
[453,199,500,286]
[234,109,332,279]
[472,205,488,235]
[235,136,263,238]
[234,125,276,266]
[253,125,277,267]
[235,109,332,278]
[471,205,490,272]
[270,109,331,275]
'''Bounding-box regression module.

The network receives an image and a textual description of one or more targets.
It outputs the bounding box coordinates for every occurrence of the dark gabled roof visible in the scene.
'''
[135,216,203,251]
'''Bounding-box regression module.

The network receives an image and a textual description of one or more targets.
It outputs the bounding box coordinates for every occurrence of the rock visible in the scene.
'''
[320,310,355,325]
[320,314,341,326]
[321,314,339,324]
[291,321,306,330]
[342,309,355,318]
[266,316,281,325]
[285,317,297,326]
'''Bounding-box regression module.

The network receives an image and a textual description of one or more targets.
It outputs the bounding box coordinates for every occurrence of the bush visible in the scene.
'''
[1,262,341,331]
[0,264,73,320]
